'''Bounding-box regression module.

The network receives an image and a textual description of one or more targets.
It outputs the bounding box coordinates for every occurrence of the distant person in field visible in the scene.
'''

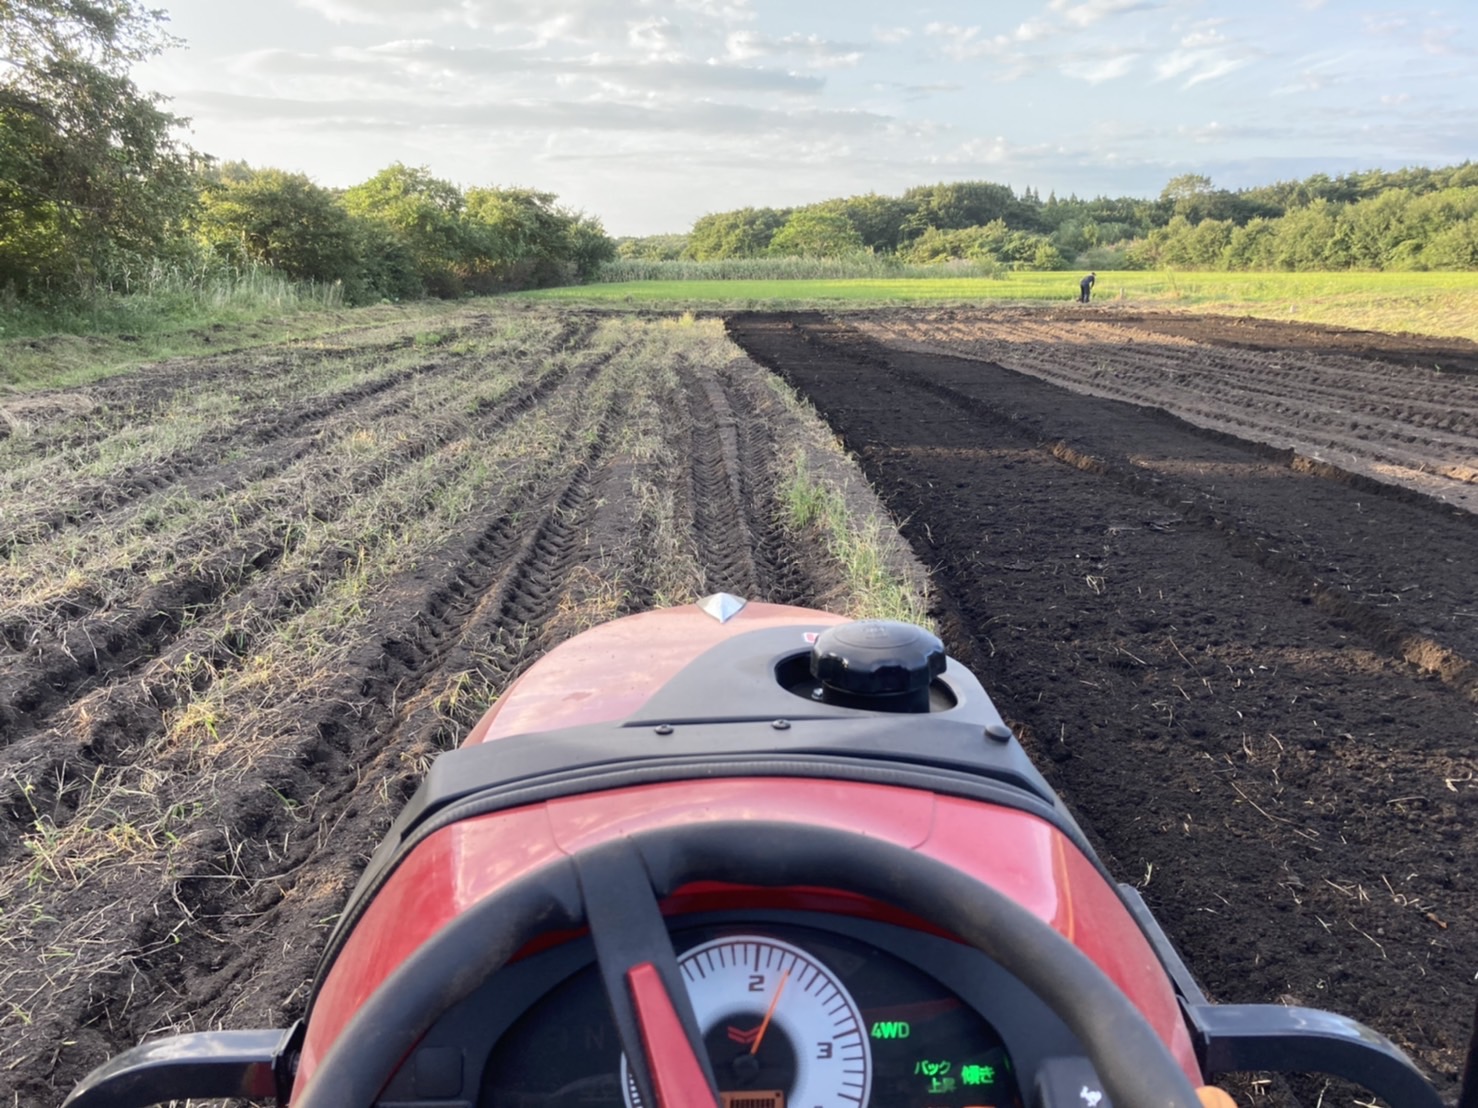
[1079,272,1096,303]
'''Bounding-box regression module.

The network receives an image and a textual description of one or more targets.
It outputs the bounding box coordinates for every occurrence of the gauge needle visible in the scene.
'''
[750,969,791,1056]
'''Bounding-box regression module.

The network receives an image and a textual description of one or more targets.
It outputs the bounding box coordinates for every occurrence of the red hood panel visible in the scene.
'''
[465,601,845,743]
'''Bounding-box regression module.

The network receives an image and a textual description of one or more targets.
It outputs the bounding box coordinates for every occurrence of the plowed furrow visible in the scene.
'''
[711,359,813,606]
[681,364,760,597]
[867,318,1478,487]
[725,310,1478,1100]
[0,355,590,833]
[3,345,576,653]
[780,314,1478,694]
[91,394,627,1047]
[883,314,1478,410]
[0,359,457,555]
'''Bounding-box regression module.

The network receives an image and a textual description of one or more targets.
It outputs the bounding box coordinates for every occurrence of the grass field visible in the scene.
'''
[525,270,1478,342]
[0,300,472,391]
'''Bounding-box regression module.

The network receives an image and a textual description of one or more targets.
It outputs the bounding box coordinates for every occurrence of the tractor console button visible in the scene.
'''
[811,620,946,713]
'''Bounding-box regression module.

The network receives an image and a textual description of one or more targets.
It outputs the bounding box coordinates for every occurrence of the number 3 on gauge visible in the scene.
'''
[621,935,872,1108]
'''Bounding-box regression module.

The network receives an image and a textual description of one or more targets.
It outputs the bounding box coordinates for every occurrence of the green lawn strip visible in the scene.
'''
[523,271,1478,343]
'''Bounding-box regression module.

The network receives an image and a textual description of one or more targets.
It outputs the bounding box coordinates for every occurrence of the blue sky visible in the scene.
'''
[136,0,1478,236]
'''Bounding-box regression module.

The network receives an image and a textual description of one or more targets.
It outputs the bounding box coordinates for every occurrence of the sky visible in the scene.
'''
[134,0,1478,237]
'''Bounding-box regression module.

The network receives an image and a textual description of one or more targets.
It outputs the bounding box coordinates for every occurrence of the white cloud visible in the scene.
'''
[180,88,898,140]
[237,41,825,97]
[294,0,754,44]
[1062,52,1140,83]
[1052,0,1164,29]
[1154,41,1257,88]
[1268,52,1355,96]
[723,30,864,68]
[1421,27,1459,56]
[921,23,1012,62]
[629,19,683,58]
[1013,19,1056,43]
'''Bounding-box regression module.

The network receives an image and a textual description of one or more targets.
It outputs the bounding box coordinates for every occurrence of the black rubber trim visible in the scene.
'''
[1186,1002,1442,1108]
[291,822,1202,1108]
[62,1023,303,1108]
[1126,885,1440,1106]
[308,751,1108,1005]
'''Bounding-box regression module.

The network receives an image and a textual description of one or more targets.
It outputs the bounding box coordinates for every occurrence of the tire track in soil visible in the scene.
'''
[4,320,588,628]
[0,348,623,1105]
[679,361,762,598]
[12,355,627,1089]
[709,358,827,607]
[1,315,589,555]
[726,311,1478,1101]
[53,342,856,1079]
[0,314,505,464]
[0,356,596,886]
[1,357,441,554]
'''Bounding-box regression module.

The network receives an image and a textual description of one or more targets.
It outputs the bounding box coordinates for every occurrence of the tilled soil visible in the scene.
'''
[854,305,1478,512]
[0,309,923,1105]
[725,309,1478,1105]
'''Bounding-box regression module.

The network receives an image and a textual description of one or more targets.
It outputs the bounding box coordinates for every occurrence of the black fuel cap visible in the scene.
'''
[811,620,946,712]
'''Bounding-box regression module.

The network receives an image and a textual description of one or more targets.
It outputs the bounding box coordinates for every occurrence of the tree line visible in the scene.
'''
[619,167,1478,272]
[1,1,613,308]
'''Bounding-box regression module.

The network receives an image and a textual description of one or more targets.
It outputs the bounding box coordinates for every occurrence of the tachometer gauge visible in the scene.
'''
[622,934,872,1108]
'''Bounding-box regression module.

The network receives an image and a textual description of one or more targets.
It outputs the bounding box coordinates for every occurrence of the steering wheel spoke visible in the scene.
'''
[575,839,721,1107]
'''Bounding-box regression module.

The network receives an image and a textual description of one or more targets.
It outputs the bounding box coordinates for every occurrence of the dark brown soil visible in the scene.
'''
[725,310,1478,1105]
[1059,306,1478,374]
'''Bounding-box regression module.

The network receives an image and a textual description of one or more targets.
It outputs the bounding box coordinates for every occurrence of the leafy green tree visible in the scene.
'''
[900,181,1034,238]
[684,207,788,260]
[196,165,359,285]
[1269,200,1340,269]
[1336,189,1413,268]
[768,208,864,257]
[616,234,689,261]
[1030,241,1067,270]
[1,0,196,295]
[463,185,564,287]
[350,220,422,301]
[566,214,616,280]
[1157,174,1263,225]
[462,186,611,287]
[818,194,912,253]
[342,163,468,296]
[899,221,1011,264]
[1422,218,1478,269]
[1223,218,1279,269]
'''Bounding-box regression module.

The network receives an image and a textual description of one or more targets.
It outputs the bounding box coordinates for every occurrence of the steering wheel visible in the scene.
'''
[293,820,1204,1108]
